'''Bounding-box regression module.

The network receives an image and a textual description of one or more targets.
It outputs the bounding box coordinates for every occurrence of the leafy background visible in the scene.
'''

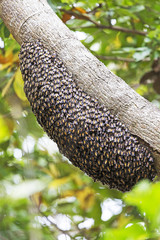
[0,0,160,239]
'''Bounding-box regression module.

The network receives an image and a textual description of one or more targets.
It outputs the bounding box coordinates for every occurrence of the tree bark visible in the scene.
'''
[0,0,160,174]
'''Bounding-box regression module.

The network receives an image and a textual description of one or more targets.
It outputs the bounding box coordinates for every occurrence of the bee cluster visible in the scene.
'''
[19,41,156,192]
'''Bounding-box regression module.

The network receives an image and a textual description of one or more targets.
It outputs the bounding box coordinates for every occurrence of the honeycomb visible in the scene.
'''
[19,41,156,191]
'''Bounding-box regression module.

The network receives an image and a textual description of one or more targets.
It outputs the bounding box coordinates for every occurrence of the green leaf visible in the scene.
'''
[4,26,10,38]
[148,27,160,39]
[124,181,160,228]
[101,222,148,240]
[0,22,10,39]
[133,47,151,61]
[116,8,139,19]
[130,5,145,12]
[0,115,11,143]
[13,68,27,101]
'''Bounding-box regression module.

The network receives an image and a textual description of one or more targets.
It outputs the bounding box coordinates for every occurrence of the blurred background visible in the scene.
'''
[0,0,160,239]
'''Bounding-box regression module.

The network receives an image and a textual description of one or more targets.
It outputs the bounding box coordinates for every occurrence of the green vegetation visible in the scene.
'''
[0,0,160,239]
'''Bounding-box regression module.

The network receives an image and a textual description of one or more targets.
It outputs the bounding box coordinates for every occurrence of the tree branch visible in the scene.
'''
[41,213,72,237]
[61,9,147,36]
[96,55,150,62]
[0,0,160,174]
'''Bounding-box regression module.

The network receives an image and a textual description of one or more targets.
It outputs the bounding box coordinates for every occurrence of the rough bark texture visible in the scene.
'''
[0,0,160,175]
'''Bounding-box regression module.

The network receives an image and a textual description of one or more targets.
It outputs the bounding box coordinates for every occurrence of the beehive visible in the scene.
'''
[19,41,156,192]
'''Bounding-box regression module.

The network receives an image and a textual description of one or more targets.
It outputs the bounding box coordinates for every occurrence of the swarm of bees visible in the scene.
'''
[19,41,156,192]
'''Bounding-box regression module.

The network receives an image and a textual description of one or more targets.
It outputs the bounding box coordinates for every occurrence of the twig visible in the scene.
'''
[87,3,103,14]
[72,24,147,36]
[42,214,72,238]
[96,55,150,62]
[37,206,96,239]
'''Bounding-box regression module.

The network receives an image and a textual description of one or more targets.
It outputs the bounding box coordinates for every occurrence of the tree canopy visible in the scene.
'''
[0,0,160,239]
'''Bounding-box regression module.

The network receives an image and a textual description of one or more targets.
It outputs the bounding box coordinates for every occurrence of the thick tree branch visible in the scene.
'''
[0,0,160,174]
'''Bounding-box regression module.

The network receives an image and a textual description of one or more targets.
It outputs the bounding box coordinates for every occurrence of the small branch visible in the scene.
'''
[36,201,94,239]
[61,9,147,36]
[43,214,72,237]
[39,210,90,239]
[87,3,103,14]
[35,204,73,238]
[72,24,147,36]
[96,55,150,62]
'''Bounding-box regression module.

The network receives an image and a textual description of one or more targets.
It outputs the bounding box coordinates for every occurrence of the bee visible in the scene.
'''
[19,41,156,193]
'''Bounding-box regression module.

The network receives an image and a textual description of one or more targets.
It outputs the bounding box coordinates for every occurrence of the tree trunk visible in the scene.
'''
[0,0,160,175]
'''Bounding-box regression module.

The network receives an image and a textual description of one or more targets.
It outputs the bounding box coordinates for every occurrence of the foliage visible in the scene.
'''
[0,0,160,239]
[50,0,160,103]
[101,180,160,240]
